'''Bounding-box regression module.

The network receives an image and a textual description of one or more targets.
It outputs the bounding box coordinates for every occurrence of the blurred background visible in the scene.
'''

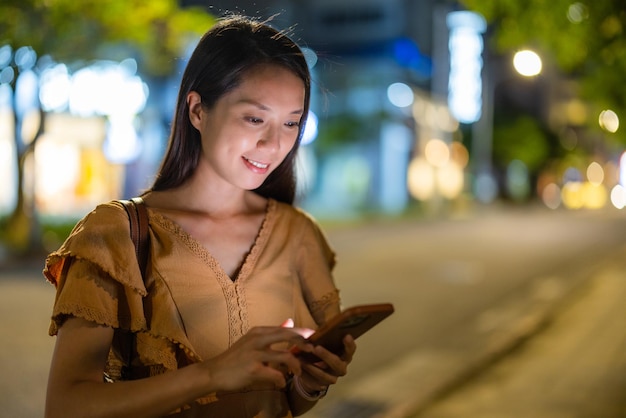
[1,1,626,418]
[1,0,624,258]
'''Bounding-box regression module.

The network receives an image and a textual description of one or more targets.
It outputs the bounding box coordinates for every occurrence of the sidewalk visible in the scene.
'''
[0,260,55,418]
[303,243,626,418]
[414,244,626,418]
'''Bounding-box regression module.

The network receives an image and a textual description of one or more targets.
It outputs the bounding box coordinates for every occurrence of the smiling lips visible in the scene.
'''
[243,156,270,173]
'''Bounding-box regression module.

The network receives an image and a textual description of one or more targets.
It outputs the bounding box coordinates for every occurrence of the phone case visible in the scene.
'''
[296,303,394,361]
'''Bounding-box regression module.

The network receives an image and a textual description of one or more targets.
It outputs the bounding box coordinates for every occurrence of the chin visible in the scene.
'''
[243,180,267,192]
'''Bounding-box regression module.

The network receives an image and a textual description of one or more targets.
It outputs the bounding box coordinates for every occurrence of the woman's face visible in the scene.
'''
[188,64,305,192]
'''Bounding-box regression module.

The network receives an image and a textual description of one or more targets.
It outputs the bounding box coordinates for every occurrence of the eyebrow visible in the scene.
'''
[238,98,304,115]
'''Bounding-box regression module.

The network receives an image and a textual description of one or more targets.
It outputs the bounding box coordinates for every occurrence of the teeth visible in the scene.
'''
[245,157,268,169]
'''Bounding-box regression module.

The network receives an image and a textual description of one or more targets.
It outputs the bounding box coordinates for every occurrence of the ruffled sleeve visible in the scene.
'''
[294,208,341,326]
[44,201,206,385]
[44,201,148,335]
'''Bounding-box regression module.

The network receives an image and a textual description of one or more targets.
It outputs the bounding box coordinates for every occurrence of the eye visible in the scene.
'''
[285,121,300,128]
[246,116,263,124]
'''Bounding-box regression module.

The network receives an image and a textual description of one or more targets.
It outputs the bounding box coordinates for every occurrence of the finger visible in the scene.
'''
[342,334,356,362]
[298,371,333,393]
[262,350,304,377]
[248,327,309,349]
[307,346,348,377]
[281,318,315,338]
[281,318,295,328]
[311,346,343,368]
[291,327,315,339]
[302,362,338,386]
[249,362,291,388]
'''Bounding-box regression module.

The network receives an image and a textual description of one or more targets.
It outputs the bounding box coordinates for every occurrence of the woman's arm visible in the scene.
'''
[46,316,312,418]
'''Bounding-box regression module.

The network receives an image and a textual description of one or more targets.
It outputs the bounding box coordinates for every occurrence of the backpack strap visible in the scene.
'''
[119,197,150,279]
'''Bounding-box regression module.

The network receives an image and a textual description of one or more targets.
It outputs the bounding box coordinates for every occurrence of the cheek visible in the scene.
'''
[283,131,300,153]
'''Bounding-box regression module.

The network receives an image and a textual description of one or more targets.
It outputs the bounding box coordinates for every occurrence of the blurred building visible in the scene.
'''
[0,0,484,226]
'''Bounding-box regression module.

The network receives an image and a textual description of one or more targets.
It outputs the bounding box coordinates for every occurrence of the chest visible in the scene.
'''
[179,213,266,279]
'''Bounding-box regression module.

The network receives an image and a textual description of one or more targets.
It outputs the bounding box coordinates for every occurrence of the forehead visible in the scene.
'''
[239,63,303,86]
[227,64,305,105]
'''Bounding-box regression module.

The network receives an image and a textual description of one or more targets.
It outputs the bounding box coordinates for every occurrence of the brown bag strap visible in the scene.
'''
[119,197,149,279]
[107,197,149,381]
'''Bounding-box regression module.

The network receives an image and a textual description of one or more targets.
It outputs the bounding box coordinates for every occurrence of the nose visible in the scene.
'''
[257,125,281,153]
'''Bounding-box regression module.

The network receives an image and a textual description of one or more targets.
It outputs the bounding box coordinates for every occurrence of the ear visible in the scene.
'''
[187,91,204,130]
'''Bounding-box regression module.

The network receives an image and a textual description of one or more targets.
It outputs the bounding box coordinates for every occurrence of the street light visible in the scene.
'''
[472,48,543,203]
[513,50,542,77]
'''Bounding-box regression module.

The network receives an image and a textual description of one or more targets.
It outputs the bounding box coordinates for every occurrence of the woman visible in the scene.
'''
[44,15,355,418]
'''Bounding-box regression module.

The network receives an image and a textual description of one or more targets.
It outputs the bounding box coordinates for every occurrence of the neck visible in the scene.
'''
[145,182,267,218]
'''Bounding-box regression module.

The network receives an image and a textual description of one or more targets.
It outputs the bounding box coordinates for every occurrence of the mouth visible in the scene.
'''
[243,156,270,172]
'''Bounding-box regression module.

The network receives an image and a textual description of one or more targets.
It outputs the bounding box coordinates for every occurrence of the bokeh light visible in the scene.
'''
[581,182,607,209]
[301,111,318,145]
[424,138,450,168]
[513,50,542,77]
[610,184,626,209]
[447,11,486,124]
[407,157,435,200]
[586,161,604,185]
[40,63,71,112]
[450,141,469,167]
[437,162,464,199]
[567,2,589,23]
[561,182,584,209]
[599,109,619,133]
[542,183,561,209]
[387,82,414,108]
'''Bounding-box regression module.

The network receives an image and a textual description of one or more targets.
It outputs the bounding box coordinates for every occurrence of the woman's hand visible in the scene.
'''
[297,334,357,394]
[46,320,313,418]
[202,326,314,392]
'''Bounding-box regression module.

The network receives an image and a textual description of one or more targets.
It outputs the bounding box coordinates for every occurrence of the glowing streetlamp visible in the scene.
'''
[513,50,542,77]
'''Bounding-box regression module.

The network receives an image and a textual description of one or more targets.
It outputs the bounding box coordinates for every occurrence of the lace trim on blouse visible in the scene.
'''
[310,289,341,318]
[148,199,276,344]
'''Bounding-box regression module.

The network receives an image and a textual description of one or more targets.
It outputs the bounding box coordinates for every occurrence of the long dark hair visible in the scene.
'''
[150,15,311,204]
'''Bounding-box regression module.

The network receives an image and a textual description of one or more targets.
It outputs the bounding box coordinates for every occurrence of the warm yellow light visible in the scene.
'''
[565,100,588,125]
[513,50,542,77]
[450,141,469,168]
[599,109,619,133]
[35,135,81,205]
[424,139,450,168]
[581,182,607,209]
[561,182,584,209]
[407,158,435,200]
[437,163,464,199]
[586,161,604,185]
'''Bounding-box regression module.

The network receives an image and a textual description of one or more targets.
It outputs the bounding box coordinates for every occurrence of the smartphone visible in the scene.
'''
[294,303,394,362]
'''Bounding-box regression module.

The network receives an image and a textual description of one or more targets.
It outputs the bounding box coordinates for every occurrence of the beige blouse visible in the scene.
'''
[45,198,341,417]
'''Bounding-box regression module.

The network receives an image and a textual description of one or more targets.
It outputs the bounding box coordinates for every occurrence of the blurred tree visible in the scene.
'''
[0,0,214,256]
[493,115,550,173]
[461,0,625,146]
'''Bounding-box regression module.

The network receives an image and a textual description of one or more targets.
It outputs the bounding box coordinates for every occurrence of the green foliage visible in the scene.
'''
[0,0,215,76]
[461,0,626,144]
[492,115,550,171]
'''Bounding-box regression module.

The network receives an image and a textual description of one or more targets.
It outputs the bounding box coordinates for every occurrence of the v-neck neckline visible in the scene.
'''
[150,199,277,283]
